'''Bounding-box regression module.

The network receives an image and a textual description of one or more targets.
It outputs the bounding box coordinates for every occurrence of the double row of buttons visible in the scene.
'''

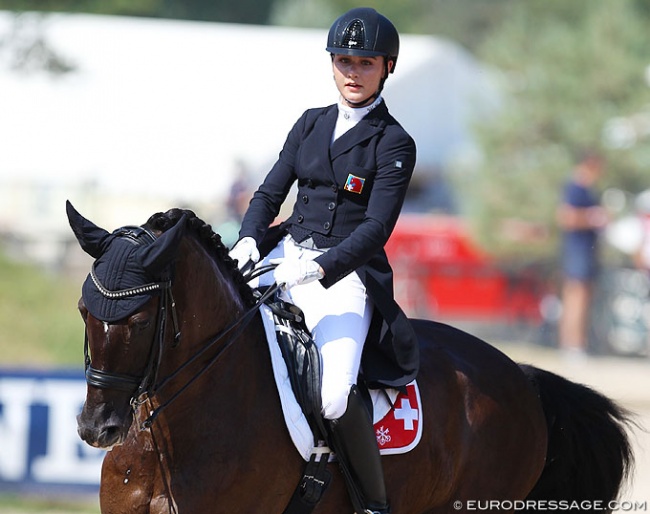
[296,214,333,230]
[298,183,339,231]
[300,196,336,211]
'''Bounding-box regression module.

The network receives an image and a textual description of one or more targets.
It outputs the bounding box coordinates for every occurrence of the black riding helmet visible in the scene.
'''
[326,7,399,106]
[326,7,399,71]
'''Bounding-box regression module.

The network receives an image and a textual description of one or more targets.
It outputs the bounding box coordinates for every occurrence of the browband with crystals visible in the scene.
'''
[90,264,171,299]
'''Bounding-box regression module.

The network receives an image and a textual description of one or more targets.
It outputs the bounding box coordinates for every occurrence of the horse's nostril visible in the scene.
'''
[98,425,123,447]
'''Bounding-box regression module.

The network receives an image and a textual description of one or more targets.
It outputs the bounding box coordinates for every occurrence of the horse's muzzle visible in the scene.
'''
[77,403,131,449]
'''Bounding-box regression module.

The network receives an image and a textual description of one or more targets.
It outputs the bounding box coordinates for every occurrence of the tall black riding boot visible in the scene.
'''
[327,385,390,514]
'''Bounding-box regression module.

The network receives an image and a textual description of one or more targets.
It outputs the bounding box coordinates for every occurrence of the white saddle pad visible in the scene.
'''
[260,304,422,461]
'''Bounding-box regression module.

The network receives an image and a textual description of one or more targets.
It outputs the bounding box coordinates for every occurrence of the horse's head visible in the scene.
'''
[66,201,186,449]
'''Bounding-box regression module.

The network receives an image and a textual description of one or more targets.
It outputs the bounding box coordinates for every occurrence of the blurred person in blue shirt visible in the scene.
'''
[556,150,609,358]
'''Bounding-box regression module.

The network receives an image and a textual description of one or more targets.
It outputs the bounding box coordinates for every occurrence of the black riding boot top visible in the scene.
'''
[327,386,390,514]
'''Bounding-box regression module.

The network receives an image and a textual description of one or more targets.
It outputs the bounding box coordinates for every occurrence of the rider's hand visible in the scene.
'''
[271,258,324,290]
[228,237,260,270]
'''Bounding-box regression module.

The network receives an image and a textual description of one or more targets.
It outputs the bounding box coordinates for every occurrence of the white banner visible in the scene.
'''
[0,369,103,492]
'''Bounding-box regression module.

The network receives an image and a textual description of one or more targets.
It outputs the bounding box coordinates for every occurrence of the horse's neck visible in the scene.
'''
[160,308,275,432]
[180,240,249,335]
[146,241,299,498]
[139,311,299,512]
[163,243,266,396]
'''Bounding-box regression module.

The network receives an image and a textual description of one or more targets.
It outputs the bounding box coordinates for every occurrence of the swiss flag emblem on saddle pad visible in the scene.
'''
[374,382,423,455]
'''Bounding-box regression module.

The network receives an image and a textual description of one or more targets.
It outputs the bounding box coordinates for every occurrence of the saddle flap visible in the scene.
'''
[266,297,327,441]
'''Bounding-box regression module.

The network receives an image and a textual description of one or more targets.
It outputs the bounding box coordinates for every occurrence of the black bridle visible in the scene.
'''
[83,279,176,397]
[82,226,278,428]
[83,226,180,403]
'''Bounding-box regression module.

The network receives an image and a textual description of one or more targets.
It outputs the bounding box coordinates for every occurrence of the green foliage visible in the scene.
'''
[0,494,99,513]
[454,0,650,259]
[0,0,159,17]
[0,0,274,24]
[269,0,518,52]
[0,249,84,367]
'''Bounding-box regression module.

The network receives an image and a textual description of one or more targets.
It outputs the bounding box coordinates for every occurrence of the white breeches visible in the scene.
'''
[254,235,373,420]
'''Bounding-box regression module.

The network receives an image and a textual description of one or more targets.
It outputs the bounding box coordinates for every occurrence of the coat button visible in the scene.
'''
[328,202,336,211]
[331,185,338,192]
[323,221,330,230]
[298,215,304,223]
[302,195,309,204]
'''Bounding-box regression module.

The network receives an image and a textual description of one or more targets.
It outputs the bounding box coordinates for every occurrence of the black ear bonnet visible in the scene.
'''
[82,227,164,322]
[66,200,186,323]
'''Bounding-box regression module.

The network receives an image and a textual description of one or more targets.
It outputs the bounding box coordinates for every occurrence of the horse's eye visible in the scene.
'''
[131,317,152,333]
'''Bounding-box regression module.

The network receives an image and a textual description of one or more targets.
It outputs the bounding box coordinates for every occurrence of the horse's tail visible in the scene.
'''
[519,364,635,511]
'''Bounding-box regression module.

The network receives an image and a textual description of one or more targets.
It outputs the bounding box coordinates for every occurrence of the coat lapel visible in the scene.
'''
[306,105,338,181]
[329,102,388,160]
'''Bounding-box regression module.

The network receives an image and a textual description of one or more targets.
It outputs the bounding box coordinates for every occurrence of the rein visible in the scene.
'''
[140,279,279,428]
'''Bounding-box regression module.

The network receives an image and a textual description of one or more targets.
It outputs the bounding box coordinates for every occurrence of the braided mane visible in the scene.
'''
[145,208,256,308]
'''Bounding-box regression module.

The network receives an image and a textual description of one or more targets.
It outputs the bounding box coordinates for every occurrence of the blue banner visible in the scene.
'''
[0,368,103,494]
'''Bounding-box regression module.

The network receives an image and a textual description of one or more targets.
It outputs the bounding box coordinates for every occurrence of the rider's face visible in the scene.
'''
[332,54,391,106]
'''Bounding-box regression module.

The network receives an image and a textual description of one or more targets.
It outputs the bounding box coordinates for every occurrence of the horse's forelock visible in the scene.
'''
[146,209,255,307]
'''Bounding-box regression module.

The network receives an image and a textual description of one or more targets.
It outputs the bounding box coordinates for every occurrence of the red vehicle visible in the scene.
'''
[385,214,551,330]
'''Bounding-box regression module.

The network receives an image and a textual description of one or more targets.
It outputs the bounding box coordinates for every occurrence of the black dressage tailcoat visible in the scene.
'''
[239,101,418,389]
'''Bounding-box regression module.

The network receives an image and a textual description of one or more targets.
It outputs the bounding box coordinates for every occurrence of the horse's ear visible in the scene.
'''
[138,213,187,275]
[66,200,111,258]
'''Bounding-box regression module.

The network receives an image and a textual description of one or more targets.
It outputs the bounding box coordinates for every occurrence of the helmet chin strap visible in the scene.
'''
[343,92,379,108]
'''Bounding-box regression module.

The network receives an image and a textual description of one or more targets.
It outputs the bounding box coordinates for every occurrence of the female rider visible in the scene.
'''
[229,8,418,513]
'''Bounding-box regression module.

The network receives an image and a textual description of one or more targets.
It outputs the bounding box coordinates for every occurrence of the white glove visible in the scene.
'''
[271,257,324,290]
[229,237,260,270]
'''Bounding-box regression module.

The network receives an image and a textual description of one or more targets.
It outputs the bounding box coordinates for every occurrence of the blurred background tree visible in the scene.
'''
[269,0,518,53]
[0,0,519,51]
[0,0,275,24]
[452,0,650,259]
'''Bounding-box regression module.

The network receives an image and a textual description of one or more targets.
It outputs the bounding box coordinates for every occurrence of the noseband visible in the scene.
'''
[83,226,180,402]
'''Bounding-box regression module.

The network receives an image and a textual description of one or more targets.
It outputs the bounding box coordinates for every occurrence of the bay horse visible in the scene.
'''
[66,201,634,514]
